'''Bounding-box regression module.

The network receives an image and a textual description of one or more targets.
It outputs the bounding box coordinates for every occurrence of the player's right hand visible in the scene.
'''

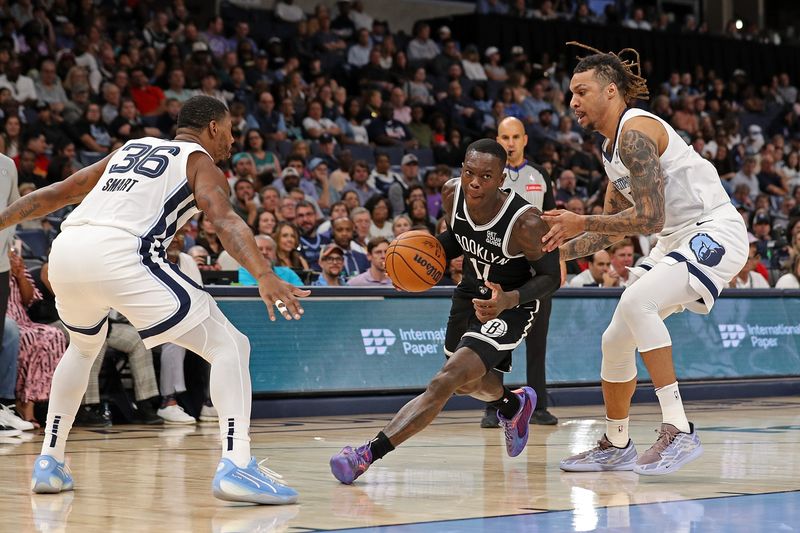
[258,272,311,321]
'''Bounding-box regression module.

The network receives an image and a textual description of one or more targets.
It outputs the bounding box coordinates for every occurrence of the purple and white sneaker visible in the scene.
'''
[633,422,703,476]
[330,443,373,484]
[498,386,537,457]
[560,435,638,472]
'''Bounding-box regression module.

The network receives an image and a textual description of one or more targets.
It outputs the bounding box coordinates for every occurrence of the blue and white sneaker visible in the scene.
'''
[633,422,703,476]
[31,455,74,493]
[212,457,298,505]
[560,435,638,472]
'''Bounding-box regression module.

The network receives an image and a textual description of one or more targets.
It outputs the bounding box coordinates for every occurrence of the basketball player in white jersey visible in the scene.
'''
[0,96,309,502]
[541,44,747,475]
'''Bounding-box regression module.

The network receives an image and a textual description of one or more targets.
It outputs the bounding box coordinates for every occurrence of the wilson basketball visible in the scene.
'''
[386,230,446,292]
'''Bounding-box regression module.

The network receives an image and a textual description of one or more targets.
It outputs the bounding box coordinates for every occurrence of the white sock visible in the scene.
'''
[606,417,629,448]
[41,413,75,463]
[220,416,252,467]
[655,381,690,433]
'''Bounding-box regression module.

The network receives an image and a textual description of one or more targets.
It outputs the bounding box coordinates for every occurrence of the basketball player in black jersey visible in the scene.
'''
[330,139,561,485]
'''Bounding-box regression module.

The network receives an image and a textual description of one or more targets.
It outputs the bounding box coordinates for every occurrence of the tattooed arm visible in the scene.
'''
[189,152,309,321]
[0,152,115,230]
[560,183,629,261]
[582,123,666,235]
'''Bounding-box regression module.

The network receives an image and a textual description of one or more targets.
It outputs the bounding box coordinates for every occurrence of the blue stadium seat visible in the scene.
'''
[349,144,376,166]
[375,146,404,166]
[16,229,50,259]
[408,148,434,168]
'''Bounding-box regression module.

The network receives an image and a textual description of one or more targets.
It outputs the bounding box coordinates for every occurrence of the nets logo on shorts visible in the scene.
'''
[480,319,508,338]
[718,324,746,348]
[360,329,396,355]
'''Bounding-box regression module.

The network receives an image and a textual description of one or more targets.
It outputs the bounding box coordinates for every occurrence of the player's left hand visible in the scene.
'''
[259,272,311,321]
[541,209,585,252]
[472,281,515,323]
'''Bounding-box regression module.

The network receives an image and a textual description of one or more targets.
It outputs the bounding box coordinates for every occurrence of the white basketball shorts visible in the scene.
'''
[48,225,213,348]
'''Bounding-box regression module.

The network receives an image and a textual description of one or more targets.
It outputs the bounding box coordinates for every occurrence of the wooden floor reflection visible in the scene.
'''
[3,396,800,532]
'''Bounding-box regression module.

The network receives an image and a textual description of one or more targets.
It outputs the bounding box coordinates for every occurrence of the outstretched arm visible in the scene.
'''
[541,118,667,251]
[0,152,115,230]
[581,128,665,235]
[559,183,628,261]
[189,153,309,321]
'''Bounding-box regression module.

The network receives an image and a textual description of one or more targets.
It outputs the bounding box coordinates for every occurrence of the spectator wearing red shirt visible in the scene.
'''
[129,68,165,117]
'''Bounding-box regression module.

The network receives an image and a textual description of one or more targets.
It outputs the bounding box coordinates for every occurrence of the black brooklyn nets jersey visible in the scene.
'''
[450,182,534,299]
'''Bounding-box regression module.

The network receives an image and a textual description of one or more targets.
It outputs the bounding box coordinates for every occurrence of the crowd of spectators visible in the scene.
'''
[0,0,799,430]
[0,0,797,288]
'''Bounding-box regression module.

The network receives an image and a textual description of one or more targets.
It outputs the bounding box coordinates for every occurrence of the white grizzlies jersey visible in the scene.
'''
[63,137,207,247]
[602,108,731,236]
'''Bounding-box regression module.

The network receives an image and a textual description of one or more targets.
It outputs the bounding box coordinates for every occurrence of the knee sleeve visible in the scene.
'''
[600,311,638,383]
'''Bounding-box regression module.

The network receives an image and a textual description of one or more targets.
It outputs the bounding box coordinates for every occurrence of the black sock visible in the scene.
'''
[368,431,395,462]
[488,387,521,419]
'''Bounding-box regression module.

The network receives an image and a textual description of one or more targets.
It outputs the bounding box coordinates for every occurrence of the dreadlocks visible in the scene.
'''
[567,41,650,103]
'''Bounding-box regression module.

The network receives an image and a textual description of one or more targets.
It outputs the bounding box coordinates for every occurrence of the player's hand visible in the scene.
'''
[541,209,585,252]
[472,281,515,323]
[258,272,311,321]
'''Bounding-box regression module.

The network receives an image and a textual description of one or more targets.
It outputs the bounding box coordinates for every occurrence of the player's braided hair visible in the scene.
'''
[567,41,649,103]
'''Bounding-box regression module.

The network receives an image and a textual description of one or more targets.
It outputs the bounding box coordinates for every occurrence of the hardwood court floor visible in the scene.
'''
[3,396,800,532]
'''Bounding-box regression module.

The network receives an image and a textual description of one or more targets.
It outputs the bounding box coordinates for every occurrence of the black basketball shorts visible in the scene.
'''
[444,295,538,373]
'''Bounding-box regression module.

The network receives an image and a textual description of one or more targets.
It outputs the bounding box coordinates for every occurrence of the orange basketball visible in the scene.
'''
[386,230,447,292]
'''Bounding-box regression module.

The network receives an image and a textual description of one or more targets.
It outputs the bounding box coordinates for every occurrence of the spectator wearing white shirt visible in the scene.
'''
[731,157,761,200]
[0,59,37,105]
[347,29,372,68]
[461,45,487,81]
[275,0,305,23]
[622,7,652,30]
[349,0,373,31]
[407,22,440,65]
[302,99,341,141]
[730,243,771,288]
[568,251,614,287]
[775,255,800,289]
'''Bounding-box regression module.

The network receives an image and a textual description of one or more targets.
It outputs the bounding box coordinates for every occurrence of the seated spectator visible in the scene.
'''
[348,28,372,68]
[758,154,789,198]
[392,214,413,237]
[367,102,417,148]
[15,134,50,188]
[155,98,182,138]
[0,58,37,106]
[237,235,303,287]
[313,244,346,286]
[0,318,30,431]
[273,221,309,270]
[164,68,193,103]
[302,99,341,141]
[109,98,162,142]
[231,178,258,227]
[404,67,435,106]
[365,196,393,241]
[7,250,66,426]
[350,206,372,252]
[461,45,487,81]
[254,209,278,238]
[72,103,112,162]
[194,213,224,264]
[343,160,379,206]
[188,245,219,271]
[555,169,588,205]
[331,217,369,278]
[730,243,770,288]
[477,0,510,15]
[731,184,755,211]
[369,153,399,194]
[408,105,433,149]
[406,22,440,66]
[318,201,350,237]
[388,154,423,215]
[306,157,339,211]
[623,7,652,30]
[129,67,165,117]
[565,197,586,215]
[278,195,298,223]
[775,254,800,289]
[296,200,330,271]
[341,189,361,211]
[390,87,412,125]
[0,115,23,158]
[434,128,467,167]
[348,238,392,286]
[608,239,635,287]
[568,250,614,287]
[408,198,435,234]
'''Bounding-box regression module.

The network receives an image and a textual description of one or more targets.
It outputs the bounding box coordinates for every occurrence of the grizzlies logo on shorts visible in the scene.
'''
[689,233,726,267]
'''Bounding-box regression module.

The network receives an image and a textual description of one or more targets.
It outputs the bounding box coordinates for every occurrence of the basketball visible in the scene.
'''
[386,230,446,292]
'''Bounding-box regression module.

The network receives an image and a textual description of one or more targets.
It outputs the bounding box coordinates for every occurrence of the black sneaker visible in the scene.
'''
[531,408,558,425]
[480,406,500,428]
[74,404,112,427]
[135,399,164,425]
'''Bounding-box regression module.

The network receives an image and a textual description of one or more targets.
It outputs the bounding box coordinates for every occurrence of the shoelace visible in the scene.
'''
[0,403,21,419]
[651,427,677,454]
[256,458,286,485]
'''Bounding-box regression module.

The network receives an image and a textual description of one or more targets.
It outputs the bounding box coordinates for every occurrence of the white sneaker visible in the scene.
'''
[199,403,218,422]
[156,404,196,425]
[0,404,34,431]
[0,424,22,438]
